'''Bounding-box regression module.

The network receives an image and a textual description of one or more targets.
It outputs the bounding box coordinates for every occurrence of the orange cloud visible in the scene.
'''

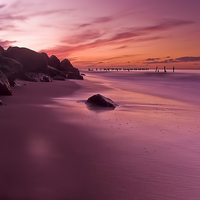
[144,56,200,64]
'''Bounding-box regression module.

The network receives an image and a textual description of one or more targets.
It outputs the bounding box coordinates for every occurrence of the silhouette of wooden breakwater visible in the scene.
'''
[88,68,149,71]
[88,66,175,72]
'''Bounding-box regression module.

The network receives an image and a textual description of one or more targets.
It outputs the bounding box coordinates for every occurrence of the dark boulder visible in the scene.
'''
[0,46,4,55]
[4,46,48,73]
[21,72,52,82]
[0,55,23,86]
[0,99,3,105]
[47,65,66,79]
[85,94,117,108]
[53,75,66,81]
[0,70,12,95]
[60,59,83,80]
[60,59,79,74]
[41,52,55,68]
[50,55,61,70]
[67,72,83,80]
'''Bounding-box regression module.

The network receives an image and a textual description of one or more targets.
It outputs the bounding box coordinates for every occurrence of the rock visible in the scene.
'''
[0,55,23,86]
[50,55,61,70]
[0,99,3,105]
[21,72,52,82]
[85,94,117,108]
[0,46,4,55]
[40,52,55,68]
[60,59,79,74]
[0,70,12,95]
[4,46,48,73]
[60,59,83,80]
[67,72,83,80]
[53,75,66,81]
[47,65,66,79]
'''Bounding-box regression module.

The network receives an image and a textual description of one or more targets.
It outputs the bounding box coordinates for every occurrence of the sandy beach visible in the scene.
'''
[1,71,200,200]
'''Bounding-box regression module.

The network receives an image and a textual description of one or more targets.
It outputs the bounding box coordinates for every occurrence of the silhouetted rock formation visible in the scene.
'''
[4,47,48,73]
[67,72,83,80]
[60,59,83,80]
[47,66,66,79]
[60,59,77,73]
[0,70,12,95]
[50,55,61,70]
[41,53,66,80]
[0,99,3,105]
[52,75,66,81]
[85,94,117,108]
[0,55,23,86]
[0,45,82,84]
[0,45,84,107]
[21,72,52,82]
[41,52,55,67]
[0,46,4,55]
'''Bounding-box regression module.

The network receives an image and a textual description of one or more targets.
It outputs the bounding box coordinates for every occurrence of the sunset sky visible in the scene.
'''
[1,0,200,69]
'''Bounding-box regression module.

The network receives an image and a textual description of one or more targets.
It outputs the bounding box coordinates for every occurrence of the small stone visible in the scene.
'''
[0,99,3,105]
[85,94,118,109]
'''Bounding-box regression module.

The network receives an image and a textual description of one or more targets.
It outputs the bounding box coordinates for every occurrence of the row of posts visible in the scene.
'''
[155,66,175,73]
[88,68,149,71]
[88,66,175,72]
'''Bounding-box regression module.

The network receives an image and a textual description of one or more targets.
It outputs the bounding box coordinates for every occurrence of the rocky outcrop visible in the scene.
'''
[47,65,66,79]
[60,59,83,80]
[21,72,52,82]
[40,52,55,68]
[67,72,83,80]
[1,46,83,84]
[50,55,61,70]
[0,70,12,95]
[4,46,48,73]
[52,75,66,81]
[60,59,78,73]
[0,46,4,55]
[85,94,117,108]
[0,55,23,86]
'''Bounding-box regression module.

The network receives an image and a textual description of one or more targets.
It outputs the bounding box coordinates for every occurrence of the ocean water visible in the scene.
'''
[80,70,200,107]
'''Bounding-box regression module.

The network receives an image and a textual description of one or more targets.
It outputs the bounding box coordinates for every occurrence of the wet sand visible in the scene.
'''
[1,72,200,200]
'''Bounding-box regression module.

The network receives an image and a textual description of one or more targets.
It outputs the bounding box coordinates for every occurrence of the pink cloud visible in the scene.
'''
[0,40,17,48]
[78,23,91,28]
[1,1,73,23]
[71,19,193,46]
[114,45,128,50]
[77,16,113,29]
[140,20,194,32]
[93,16,113,24]
[0,4,6,9]
[101,54,137,61]
[62,30,103,45]
[41,19,194,60]
[175,56,200,62]
[146,58,161,61]
[41,36,162,60]
[0,13,27,21]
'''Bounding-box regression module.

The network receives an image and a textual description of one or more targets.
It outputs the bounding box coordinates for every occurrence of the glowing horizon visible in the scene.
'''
[0,0,200,69]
